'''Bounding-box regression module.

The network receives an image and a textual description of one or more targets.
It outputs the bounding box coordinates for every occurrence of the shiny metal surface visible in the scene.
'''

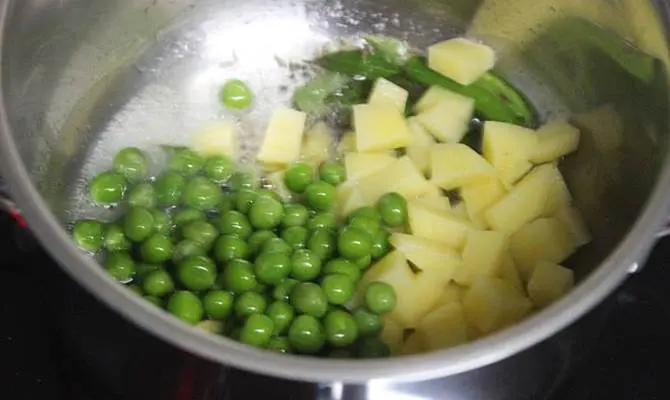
[0,0,669,384]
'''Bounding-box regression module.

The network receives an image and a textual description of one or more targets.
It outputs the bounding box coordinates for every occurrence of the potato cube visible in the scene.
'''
[335,181,367,219]
[344,152,397,181]
[406,119,436,175]
[460,177,507,220]
[485,164,557,234]
[552,204,592,247]
[463,277,532,333]
[380,317,404,355]
[337,130,357,153]
[357,156,433,203]
[353,104,412,152]
[527,261,575,307]
[416,303,469,350]
[510,217,577,280]
[430,143,496,190]
[257,108,306,166]
[300,122,334,166]
[452,202,469,220]
[390,233,461,284]
[368,78,409,112]
[454,230,508,287]
[401,332,426,355]
[482,121,538,187]
[192,121,236,157]
[414,86,457,114]
[530,121,581,164]
[499,254,523,291]
[408,200,476,250]
[428,38,496,85]
[542,165,573,216]
[415,92,475,143]
[415,194,452,213]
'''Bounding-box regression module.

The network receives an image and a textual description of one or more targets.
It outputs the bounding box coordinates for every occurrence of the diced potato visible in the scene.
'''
[527,261,575,308]
[390,233,461,284]
[335,181,367,219]
[467,210,489,230]
[499,254,523,291]
[428,38,496,85]
[430,143,496,190]
[414,86,456,114]
[510,217,577,280]
[542,165,573,216]
[408,200,476,250]
[406,119,436,175]
[436,283,466,307]
[463,277,532,333]
[337,131,357,154]
[344,152,397,181]
[454,230,508,287]
[416,303,469,350]
[552,204,592,247]
[353,104,412,152]
[452,202,469,220]
[415,194,452,213]
[257,108,306,166]
[357,156,433,203]
[192,121,236,157]
[368,78,409,112]
[380,318,404,355]
[482,121,538,187]
[265,170,292,201]
[485,164,558,234]
[460,177,507,220]
[415,92,475,143]
[530,121,581,164]
[401,332,426,355]
[300,122,334,166]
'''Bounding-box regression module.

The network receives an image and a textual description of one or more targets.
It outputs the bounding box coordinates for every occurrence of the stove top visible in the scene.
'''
[2,208,670,400]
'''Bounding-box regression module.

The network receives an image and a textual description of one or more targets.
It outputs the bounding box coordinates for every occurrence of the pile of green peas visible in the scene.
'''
[72,145,408,358]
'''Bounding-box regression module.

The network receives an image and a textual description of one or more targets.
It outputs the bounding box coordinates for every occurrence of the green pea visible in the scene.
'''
[290,282,328,318]
[267,300,295,335]
[355,255,373,270]
[376,192,407,227]
[281,226,309,250]
[219,259,257,294]
[72,220,105,252]
[321,274,355,305]
[371,230,391,260]
[169,148,204,177]
[348,206,382,224]
[307,228,336,261]
[267,336,291,353]
[178,255,217,291]
[181,176,223,211]
[307,212,337,231]
[281,204,309,227]
[318,161,346,186]
[261,237,293,255]
[124,207,155,243]
[234,291,267,319]
[256,188,282,203]
[104,224,130,252]
[204,155,236,183]
[255,252,292,285]
[249,196,284,230]
[214,234,250,262]
[141,233,174,264]
[203,290,234,320]
[168,291,203,325]
[218,210,252,239]
[144,295,163,308]
[324,309,358,348]
[172,240,206,264]
[288,315,325,354]
[220,79,253,110]
[113,147,148,183]
[273,278,298,302]
[348,216,380,238]
[290,249,322,282]
[104,252,135,282]
[353,308,383,337]
[240,314,274,347]
[229,170,259,192]
[152,210,173,235]
[235,189,258,214]
[364,282,397,315]
[248,230,277,256]
[284,163,313,194]
[143,269,175,297]
[89,171,127,204]
[182,221,218,248]
[172,208,207,226]
[219,192,237,213]
[304,180,335,211]
[155,172,186,207]
[136,263,161,279]
[357,337,391,358]
[338,227,372,260]
[126,184,154,209]
[323,258,361,282]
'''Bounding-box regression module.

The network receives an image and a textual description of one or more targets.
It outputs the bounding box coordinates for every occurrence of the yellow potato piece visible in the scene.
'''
[527,261,575,308]
[257,108,306,166]
[407,200,476,250]
[401,332,426,355]
[406,118,436,175]
[530,121,581,164]
[192,121,236,157]
[460,176,507,220]
[482,121,538,187]
[368,78,409,112]
[414,85,458,114]
[415,194,452,213]
[390,233,461,285]
[380,317,404,355]
[454,230,508,287]
[542,165,573,216]
[416,303,469,351]
[357,156,433,203]
[463,277,532,334]
[428,38,496,86]
[300,122,334,166]
[337,130,357,154]
[430,143,496,190]
[438,283,467,306]
[498,254,524,291]
[335,181,367,219]
[510,217,577,280]
[344,152,397,181]
[353,104,412,152]
[415,92,475,143]
[552,204,592,247]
